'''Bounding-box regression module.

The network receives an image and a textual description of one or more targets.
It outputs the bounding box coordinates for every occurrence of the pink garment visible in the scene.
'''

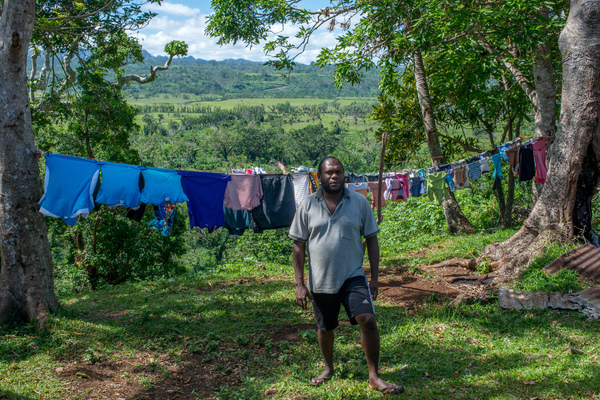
[368,181,387,209]
[396,173,409,200]
[532,139,547,184]
[246,168,253,175]
[224,174,263,210]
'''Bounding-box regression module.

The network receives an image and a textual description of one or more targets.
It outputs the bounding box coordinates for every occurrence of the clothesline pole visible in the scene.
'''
[377,132,388,224]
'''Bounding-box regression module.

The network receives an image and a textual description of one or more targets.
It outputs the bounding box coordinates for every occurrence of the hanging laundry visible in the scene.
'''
[250,174,296,232]
[125,204,146,222]
[532,139,548,184]
[396,174,410,200]
[519,145,535,182]
[39,153,100,225]
[309,171,321,193]
[437,164,455,192]
[95,162,143,208]
[426,172,450,205]
[140,168,189,205]
[409,176,426,197]
[368,181,387,209]
[480,154,490,174]
[148,201,176,236]
[453,164,470,189]
[291,172,311,209]
[384,179,403,201]
[497,143,511,161]
[364,174,379,182]
[179,170,231,229]
[491,153,503,179]
[224,174,263,210]
[223,207,252,236]
[346,182,369,198]
[467,160,482,181]
[505,147,520,176]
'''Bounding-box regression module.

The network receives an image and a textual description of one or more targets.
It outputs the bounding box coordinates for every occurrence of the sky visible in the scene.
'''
[135,0,341,64]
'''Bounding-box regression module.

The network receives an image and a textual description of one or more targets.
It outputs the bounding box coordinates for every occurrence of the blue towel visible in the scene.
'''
[179,170,231,229]
[96,162,143,208]
[140,168,189,205]
[497,144,510,161]
[39,153,100,225]
[491,154,503,179]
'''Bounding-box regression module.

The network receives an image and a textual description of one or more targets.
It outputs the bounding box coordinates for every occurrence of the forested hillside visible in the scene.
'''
[121,51,380,100]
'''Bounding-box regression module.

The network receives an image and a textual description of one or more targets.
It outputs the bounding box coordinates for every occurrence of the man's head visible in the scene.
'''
[317,157,344,195]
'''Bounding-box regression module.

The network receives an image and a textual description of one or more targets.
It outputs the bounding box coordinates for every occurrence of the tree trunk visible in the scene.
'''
[413,50,473,234]
[482,0,600,274]
[0,0,59,328]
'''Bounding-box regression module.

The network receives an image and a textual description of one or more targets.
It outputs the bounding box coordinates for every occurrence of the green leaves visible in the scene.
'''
[164,40,188,57]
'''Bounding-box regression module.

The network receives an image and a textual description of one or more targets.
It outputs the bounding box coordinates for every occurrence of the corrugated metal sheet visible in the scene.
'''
[543,243,600,283]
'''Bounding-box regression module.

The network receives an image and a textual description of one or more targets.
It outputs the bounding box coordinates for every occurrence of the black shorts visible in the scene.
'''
[311,275,375,331]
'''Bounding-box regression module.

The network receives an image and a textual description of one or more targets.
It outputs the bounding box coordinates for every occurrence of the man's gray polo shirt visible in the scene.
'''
[289,187,379,293]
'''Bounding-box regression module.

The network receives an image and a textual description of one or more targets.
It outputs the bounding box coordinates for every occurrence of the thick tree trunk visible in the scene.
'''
[482,0,600,274]
[532,7,557,140]
[0,0,59,328]
[413,50,473,234]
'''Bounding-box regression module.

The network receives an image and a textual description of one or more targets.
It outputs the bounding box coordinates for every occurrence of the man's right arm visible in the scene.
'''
[293,240,311,310]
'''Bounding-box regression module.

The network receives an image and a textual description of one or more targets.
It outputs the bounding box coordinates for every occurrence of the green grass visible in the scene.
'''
[2,234,599,399]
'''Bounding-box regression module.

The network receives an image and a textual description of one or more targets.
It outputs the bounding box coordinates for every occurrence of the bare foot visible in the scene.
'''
[310,368,334,386]
[369,376,404,394]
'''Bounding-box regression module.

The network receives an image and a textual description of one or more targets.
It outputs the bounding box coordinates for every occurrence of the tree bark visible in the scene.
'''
[0,0,59,328]
[413,50,473,234]
[482,0,600,274]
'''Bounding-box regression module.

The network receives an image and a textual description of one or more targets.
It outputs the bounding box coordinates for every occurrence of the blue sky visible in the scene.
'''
[135,0,340,63]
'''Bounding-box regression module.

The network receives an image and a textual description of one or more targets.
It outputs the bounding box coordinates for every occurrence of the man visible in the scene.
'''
[289,157,403,395]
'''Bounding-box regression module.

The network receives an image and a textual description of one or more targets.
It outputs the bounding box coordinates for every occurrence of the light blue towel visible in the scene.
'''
[96,162,143,208]
[39,153,100,225]
[491,154,503,179]
[140,168,189,205]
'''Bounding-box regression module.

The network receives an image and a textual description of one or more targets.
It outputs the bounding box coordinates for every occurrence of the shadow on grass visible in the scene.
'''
[3,274,599,399]
[0,389,39,400]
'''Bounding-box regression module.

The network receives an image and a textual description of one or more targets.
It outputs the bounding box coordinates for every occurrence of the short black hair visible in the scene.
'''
[317,156,344,175]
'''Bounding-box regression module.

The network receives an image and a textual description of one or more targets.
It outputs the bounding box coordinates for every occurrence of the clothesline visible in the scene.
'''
[37,134,548,236]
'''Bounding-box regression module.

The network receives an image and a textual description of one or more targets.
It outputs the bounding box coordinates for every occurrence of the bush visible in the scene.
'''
[228,229,293,265]
[51,206,188,290]
[378,197,448,255]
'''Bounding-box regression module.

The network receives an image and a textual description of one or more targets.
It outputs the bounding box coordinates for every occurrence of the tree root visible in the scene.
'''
[428,257,478,270]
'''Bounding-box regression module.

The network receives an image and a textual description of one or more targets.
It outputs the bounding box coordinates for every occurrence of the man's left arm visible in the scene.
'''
[365,235,379,301]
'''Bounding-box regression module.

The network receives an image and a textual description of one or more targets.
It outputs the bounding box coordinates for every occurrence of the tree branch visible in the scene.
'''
[437,132,484,153]
[478,37,537,107]
[117,53,177,89]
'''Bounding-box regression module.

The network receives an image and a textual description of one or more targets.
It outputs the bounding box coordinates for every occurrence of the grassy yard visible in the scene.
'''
[1,231,599,400]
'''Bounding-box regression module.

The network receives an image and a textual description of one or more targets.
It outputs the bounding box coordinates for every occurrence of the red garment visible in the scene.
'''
[532,139,547,184]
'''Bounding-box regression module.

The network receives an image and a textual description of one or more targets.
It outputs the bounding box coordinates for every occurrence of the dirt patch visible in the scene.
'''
[59,351,248,400]
[271,323,317,342]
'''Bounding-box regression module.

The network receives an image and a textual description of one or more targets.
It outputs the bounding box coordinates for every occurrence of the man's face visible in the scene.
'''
[319,159,344,195]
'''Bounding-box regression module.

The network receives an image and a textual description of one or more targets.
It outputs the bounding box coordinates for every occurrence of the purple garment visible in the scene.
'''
[178,170,231,229]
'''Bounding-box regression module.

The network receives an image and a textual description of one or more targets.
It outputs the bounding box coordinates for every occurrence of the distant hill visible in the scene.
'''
[123,51,380,100]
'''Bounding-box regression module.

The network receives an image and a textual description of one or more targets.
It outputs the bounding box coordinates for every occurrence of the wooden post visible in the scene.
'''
[377,132,388,224]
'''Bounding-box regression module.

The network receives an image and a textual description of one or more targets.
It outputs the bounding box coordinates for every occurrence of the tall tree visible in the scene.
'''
[0,0,58,327]
[482,0,600,273]
[0,0,186,327]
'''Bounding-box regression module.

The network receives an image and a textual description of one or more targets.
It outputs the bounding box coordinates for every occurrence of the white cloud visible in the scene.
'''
[142,2,200,17]
[135,3,343,63]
